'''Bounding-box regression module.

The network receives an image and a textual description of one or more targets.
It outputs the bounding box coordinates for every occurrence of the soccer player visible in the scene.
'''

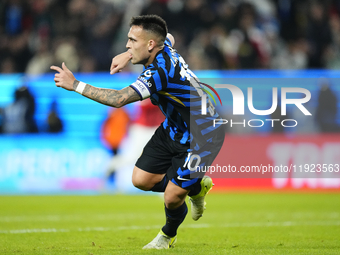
[50,15,225,249]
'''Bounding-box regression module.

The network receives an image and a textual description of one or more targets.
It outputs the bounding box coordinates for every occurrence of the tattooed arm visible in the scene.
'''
[50,62,141,108]
[75,80,140,107]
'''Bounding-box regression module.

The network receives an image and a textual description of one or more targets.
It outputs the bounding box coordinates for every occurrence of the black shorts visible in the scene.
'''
[135,125,225,191]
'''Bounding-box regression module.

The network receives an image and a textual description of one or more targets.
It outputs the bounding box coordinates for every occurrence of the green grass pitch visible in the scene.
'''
[1,192,339,254]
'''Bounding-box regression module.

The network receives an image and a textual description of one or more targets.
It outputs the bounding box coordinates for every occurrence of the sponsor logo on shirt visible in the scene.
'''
[138,76,152,87]
[144,70,152,77]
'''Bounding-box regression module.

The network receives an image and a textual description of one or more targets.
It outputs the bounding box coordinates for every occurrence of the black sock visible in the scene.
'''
[150,175,169,192]
[188,180,202,197]
[162,202,188,237]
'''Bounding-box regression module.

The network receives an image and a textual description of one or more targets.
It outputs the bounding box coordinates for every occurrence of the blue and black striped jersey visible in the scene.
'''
[130,37,222,148]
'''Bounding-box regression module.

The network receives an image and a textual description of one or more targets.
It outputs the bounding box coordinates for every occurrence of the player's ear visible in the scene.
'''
[148,39,157,51]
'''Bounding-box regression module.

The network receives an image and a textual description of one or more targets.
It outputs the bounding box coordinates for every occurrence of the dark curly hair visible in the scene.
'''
[130,15,168,45]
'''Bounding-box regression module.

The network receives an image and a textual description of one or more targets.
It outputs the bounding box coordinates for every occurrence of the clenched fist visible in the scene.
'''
[110,52,132,74]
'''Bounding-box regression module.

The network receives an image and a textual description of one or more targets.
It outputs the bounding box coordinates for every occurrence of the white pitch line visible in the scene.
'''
[1,212,338,223]
[0,213,162,222]
[219,221,340,228]
[0,228,70,234]
[1,221,339,235]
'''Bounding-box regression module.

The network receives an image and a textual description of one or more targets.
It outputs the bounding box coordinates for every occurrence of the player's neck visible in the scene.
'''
[143,56,154,68]
[143,46,163,67]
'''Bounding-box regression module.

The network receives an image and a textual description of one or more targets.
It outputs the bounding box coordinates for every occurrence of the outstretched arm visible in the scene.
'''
[50,62,140,108]
[79,81,140,107]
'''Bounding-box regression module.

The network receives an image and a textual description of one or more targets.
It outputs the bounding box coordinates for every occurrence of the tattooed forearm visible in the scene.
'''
[73,80,79,90]
[77,82,141,108]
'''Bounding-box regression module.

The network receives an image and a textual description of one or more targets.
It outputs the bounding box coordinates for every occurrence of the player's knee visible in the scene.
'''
[132,175,152,191]
[132,166,162,191]
[164,193,183,209]
[164,182,189,209]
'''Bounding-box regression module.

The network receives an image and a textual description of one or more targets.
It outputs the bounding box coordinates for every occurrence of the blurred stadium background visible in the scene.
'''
[0,0,340,193]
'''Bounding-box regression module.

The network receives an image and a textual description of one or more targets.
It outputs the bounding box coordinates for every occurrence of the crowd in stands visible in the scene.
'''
[1,0,340,74]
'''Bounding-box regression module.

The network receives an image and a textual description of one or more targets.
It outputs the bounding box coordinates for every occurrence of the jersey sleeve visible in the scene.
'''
[165,36,173,47]
[130,66,167,100]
